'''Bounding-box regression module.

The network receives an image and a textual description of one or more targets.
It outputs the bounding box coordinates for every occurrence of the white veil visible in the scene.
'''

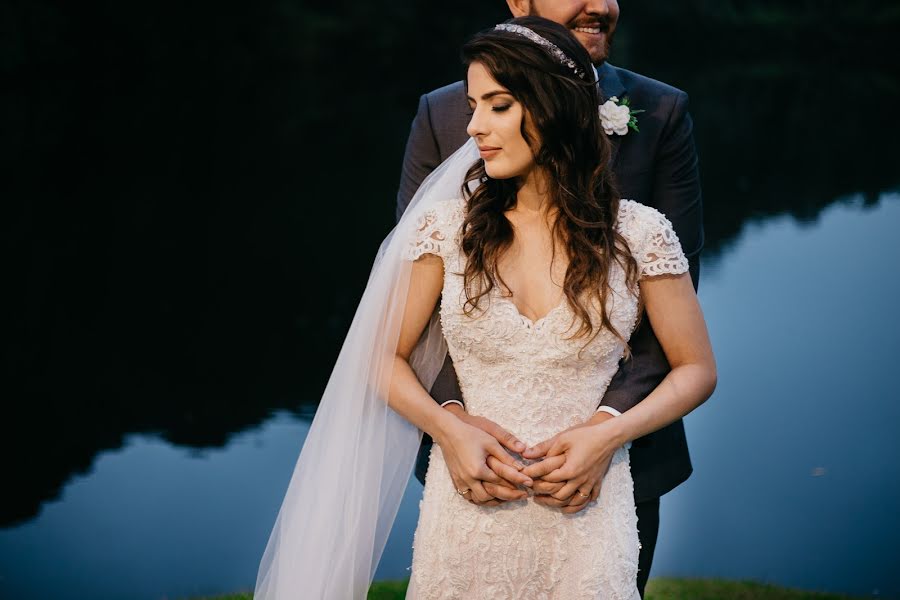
[254,138,480,599]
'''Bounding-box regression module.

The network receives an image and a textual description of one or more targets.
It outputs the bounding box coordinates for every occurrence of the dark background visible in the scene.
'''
[2,0,898,535]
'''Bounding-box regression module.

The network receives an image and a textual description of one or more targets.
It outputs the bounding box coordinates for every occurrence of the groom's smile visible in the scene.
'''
[570,17,613,63]
[514,0,620,64]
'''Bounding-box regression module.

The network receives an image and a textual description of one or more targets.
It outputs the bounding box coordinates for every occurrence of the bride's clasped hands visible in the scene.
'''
[437,403,621,514]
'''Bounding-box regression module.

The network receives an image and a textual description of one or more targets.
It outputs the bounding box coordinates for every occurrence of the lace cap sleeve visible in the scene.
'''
[403,198,464,262]
[617,199,689,279]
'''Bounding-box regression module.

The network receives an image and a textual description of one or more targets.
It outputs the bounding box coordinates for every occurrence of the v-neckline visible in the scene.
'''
[493,289,567,329]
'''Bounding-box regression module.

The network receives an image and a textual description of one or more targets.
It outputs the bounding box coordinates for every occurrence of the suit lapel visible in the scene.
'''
[596,63,628,169]
[597,63,626,102]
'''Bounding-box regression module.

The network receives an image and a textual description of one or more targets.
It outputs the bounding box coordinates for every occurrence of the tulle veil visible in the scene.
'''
[254,138,480,599]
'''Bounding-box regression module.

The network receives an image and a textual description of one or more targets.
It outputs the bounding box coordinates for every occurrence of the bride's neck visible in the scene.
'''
[513,167,555,218]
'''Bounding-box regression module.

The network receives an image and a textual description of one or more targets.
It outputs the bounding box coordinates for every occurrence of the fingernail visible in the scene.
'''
[515,441,525,451]
[514,461,525,469]
[524,479,533,486]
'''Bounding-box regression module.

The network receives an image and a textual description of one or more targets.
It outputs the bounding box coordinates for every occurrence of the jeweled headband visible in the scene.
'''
[493,23,588,81]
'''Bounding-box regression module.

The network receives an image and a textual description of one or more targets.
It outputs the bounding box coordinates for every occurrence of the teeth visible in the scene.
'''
[574,27,602,34]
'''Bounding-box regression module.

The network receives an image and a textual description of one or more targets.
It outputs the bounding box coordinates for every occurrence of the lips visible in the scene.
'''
[478,146,501,158]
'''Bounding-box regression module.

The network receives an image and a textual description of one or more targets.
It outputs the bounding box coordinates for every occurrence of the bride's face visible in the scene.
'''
[465,62,538,180]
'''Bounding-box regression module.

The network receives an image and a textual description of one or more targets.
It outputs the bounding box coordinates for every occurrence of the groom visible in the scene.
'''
[396,1,703,596]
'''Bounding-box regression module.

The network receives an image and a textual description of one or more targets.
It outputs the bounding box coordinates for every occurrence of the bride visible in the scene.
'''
[255,16,716,600]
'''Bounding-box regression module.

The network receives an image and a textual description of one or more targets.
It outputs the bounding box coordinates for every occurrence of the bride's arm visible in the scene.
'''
[386,254,458,439]
[388,254,531,504]
[603,271,716,443]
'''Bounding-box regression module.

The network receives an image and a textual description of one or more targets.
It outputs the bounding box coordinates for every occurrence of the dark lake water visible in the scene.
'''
[3,2,899,599]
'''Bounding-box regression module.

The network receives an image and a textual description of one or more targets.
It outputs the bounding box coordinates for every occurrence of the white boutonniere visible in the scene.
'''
[599,96,644,136]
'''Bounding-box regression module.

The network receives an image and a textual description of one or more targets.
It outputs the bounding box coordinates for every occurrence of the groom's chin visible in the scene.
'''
[572,31,613,65]
[590,40,612,66]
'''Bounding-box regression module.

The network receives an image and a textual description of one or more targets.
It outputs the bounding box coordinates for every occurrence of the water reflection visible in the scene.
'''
[652,192,900,598]
[0,412,308,600]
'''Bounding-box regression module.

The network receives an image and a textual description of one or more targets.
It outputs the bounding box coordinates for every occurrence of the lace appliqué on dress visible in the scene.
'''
[617,199,689,278]
[403,199,465,263]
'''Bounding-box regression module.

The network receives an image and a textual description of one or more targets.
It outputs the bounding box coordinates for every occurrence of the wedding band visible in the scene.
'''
[457,488,471,496]
[578,490,590,498]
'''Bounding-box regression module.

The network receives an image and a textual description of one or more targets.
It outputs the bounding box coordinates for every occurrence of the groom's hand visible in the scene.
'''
[444,404,527,456]
[441,404,531,505]
[521,412,618,514]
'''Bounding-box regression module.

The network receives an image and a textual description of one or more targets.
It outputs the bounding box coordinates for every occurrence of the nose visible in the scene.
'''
[466,105,488,139]
[583,0,611,15]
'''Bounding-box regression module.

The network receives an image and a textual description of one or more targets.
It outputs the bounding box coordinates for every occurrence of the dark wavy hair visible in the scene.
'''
[460,16,640,350]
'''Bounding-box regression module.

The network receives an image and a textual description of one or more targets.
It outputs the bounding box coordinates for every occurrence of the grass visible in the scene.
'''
[645,578,866,599]
[184,578,869,599]
[367,578,411,599]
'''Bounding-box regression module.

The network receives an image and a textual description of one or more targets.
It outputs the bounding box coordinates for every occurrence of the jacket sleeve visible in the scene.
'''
[599,90,704,415]
[396,94,443,221]
[396,93,465,405]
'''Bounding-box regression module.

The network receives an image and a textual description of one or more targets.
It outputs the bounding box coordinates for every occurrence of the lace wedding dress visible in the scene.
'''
[402,198,689,600]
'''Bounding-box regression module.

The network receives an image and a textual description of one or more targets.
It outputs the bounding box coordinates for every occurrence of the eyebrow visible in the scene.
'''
[465,90,513,102]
